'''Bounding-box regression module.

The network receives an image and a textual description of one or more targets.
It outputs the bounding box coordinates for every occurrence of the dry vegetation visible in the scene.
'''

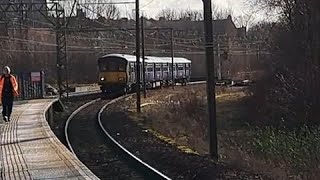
[118,84,320,179]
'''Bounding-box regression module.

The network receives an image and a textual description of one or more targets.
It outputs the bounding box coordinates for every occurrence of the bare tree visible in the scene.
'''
[104,3,120,20]
[179,8,203,21]
[157,8,179,20]
[211,2,234,20]
[125,8,135,20]
[249,0,320,127]
[234,12,255,28]
[158,2,234,21]
[214,8,234,20]
[247,21,278,41]
[76,0,121,20]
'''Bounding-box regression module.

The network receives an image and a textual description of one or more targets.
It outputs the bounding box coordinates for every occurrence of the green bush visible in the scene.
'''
[253,126,320,171]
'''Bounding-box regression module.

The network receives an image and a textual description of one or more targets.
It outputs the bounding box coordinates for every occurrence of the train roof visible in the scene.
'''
[101,54,191,64]
[101,54,139,62]
[159,57,191,63]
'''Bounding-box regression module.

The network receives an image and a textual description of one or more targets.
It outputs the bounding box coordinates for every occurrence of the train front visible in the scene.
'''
[98,56,128,93]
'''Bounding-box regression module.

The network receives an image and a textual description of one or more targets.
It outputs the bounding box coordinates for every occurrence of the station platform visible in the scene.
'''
[0,99,98,179]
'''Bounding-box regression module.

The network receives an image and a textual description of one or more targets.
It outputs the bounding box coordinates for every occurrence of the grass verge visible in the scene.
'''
[125,85,320,178]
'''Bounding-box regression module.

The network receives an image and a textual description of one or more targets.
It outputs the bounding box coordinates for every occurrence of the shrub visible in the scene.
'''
[253,126,320,171]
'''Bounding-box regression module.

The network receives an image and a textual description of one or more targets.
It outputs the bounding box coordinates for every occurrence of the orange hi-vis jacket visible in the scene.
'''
[0,75,19,99]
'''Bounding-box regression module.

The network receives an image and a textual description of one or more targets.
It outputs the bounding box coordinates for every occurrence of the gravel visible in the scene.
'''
[101,104,267,180]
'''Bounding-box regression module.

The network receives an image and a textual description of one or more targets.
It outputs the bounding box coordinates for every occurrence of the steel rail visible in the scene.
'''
[98,95,172,180]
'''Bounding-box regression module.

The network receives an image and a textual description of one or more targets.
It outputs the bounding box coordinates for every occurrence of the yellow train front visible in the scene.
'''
[98,54,129,93]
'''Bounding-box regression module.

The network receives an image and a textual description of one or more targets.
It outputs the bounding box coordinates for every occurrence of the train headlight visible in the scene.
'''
[100,77,105,81]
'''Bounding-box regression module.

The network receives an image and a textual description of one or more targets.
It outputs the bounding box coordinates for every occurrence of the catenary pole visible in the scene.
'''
[203,0,218,159]
[135,0,141,113]
[171,28,175,89]
[141,16,146,98]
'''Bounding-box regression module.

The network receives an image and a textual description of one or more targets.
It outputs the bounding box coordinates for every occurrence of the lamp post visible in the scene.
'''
[202,0,218,159]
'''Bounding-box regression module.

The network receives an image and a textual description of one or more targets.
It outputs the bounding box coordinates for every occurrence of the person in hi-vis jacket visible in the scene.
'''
[0,66,18,122]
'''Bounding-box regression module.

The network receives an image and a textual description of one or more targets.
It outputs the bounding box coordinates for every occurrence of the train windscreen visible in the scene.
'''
[98,57,127,72]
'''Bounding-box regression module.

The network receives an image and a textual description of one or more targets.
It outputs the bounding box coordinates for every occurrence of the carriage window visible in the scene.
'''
[156,68,161,71]
[147,68,153,72]
[178,66,184,70]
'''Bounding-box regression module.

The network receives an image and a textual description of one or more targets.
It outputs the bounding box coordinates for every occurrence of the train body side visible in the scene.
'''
[98,54,192,93]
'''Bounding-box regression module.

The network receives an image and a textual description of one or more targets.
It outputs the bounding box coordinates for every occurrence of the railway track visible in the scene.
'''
[64,95,171,180]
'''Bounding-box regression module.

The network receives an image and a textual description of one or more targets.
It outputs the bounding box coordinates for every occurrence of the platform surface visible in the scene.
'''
[0,99,99,180]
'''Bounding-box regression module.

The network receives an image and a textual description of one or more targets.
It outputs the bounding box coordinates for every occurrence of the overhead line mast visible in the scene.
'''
[135,0,141,113]
[202,0,218,159]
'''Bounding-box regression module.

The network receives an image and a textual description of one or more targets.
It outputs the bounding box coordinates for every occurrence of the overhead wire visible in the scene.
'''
[3,2,205,51]
[3,26,264,55]
[0,24,268,55]
[141,0,156,9]
[0,35,136,50]
[79,1,135,5]
[1,3,266,56]
[68,3,198,52]
[3,13,138,48]
[1,27,175,53]
[0,48,271,55]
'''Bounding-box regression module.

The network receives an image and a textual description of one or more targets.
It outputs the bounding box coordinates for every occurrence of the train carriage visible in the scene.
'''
[98,54,191,93]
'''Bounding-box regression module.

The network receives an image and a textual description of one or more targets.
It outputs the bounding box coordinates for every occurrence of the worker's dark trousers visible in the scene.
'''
[2,95,13,119]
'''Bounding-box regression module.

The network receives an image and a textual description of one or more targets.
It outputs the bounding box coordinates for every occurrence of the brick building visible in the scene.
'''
[0,7,267,83]
[67,10,262,80]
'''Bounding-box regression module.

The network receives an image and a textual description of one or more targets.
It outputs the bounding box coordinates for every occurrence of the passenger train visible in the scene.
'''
[98,54,192,93]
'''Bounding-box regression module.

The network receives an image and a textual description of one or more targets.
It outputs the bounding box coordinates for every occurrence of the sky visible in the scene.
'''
[120,0,252,18]
[73,0,270,26]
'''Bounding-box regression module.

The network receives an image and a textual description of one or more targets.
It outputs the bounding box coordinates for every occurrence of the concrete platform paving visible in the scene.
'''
[0,99,99,180]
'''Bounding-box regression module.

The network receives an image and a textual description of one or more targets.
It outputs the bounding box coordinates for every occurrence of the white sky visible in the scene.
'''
[120,0,252,18]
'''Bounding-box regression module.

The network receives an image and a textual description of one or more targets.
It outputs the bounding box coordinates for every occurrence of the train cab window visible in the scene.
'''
[119,64,126,71]
[98,57,127,72]
[100,65,107,71]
